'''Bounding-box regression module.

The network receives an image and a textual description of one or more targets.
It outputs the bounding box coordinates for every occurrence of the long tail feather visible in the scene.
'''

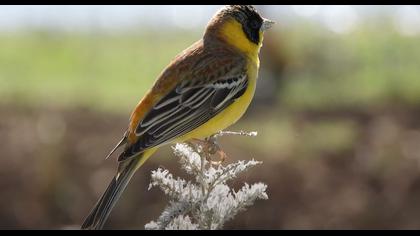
[105,135,127,160]
[81,157,139,230]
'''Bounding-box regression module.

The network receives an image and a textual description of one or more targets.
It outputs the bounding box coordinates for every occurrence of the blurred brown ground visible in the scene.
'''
[2,101,420,229]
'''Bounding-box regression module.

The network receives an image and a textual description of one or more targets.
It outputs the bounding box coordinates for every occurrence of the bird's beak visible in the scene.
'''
[261,18,275,31]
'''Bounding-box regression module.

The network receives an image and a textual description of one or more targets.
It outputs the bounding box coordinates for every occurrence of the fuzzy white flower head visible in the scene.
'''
[145,131,267,230]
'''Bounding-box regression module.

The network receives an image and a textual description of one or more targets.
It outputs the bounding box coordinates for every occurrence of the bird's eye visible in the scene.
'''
[250,20,259,29]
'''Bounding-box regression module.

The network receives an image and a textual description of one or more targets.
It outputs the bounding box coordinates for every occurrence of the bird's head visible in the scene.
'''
[205,5,275,53]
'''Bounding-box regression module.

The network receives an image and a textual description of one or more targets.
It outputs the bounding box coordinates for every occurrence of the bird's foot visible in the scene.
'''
[188,136,227,165]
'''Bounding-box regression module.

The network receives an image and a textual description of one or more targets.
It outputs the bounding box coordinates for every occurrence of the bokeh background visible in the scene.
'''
[2,5,420,229]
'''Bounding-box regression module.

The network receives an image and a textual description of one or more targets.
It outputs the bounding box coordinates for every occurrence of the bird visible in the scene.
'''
[81,5,275,230]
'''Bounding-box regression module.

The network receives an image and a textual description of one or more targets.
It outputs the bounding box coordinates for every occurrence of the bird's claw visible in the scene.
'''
[189,136,228,165]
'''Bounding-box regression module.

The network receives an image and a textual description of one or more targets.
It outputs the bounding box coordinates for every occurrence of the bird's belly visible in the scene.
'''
[173,74,257,143]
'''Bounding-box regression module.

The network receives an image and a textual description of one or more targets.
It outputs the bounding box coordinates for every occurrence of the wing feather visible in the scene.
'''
[119,50,248,161]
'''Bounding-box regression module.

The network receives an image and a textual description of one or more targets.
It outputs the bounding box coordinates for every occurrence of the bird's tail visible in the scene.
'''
[81,150,154,230]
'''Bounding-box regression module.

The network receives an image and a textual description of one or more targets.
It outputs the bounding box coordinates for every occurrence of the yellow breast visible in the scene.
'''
[174,62,258,143]
[172,19,263,143]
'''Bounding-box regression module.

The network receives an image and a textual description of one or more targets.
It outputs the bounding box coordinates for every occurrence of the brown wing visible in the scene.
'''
[118,49,247,161]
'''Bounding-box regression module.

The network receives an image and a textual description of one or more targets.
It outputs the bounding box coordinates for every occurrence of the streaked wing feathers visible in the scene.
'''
[119,72,248,161]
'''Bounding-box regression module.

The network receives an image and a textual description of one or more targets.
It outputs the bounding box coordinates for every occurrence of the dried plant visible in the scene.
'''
[145,131,268,230]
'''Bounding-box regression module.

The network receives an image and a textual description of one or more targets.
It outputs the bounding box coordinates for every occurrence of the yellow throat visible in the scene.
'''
[219,18,263,67]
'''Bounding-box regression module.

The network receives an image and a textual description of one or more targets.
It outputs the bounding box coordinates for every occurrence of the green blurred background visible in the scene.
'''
[2,5,420,229]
